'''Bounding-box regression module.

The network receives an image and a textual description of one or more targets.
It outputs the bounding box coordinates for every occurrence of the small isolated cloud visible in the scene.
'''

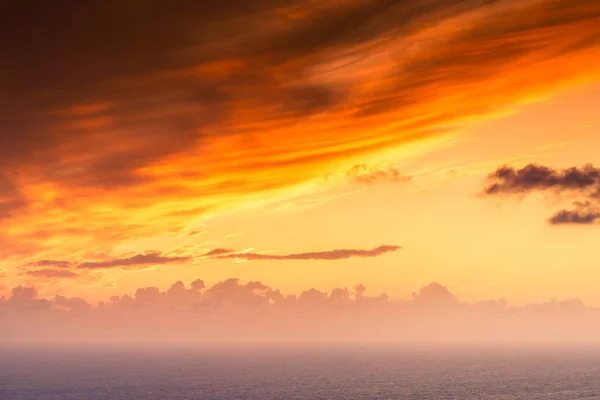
[483,164,600,196]
[549,201,600,225]
[78,252,191,269]
[483,163,600,225]
[213,245,402,261]
[347,164,411,185]
[25,269,79,279]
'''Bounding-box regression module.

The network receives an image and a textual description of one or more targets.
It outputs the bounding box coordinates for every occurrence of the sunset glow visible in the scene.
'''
[2,0,600,343]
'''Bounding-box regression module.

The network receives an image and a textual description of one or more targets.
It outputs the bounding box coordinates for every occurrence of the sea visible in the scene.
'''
[1,346,600,399]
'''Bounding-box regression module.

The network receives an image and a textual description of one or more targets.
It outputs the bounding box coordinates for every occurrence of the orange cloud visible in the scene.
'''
[2,0,600,272]
[347,164,411,185]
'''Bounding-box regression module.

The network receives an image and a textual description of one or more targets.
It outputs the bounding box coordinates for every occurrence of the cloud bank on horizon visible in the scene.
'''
[2,278,598,346]
[1,0,600,267]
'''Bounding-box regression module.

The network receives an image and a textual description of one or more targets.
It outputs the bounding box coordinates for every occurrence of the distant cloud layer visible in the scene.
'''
[2,278,599,346]
[483,163,600,225]
[211,245,402,261]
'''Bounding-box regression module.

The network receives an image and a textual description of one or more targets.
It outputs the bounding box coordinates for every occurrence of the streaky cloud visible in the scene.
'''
[213,245,402,261]
[202,248,236,257]
[26,260,73,268]
[78,252,191,269]
[24,269,79,279]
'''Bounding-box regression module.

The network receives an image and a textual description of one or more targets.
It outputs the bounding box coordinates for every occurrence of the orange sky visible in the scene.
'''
[2,0,600,306]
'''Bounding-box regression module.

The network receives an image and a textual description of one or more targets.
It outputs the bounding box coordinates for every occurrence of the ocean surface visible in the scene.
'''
[1,346,600,399]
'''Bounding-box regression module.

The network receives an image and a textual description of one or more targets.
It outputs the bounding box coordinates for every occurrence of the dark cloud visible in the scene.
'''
[549,201,600,225]
[25,269,79,279]
[483,163,600,225]
[78,252,191,269]
[214,245,402,261]
[483,164,600,196]
[347,164,411,185]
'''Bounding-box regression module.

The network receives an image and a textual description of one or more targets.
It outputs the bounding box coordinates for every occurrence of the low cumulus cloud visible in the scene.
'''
[209,245,402,261]
[2,278,600,346]
[549,201,600,225]
[483,163,600,225]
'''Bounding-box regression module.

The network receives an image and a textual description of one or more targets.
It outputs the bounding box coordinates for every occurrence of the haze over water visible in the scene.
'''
[2,346,600,400]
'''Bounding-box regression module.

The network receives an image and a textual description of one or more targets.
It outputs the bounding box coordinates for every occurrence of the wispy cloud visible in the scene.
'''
[78,252,191,269]
[20,244,401,278]
[347,164,412,185]
[26,260,73,268]
[24,269,79,279]
[212,245,402,261]
[202,248,236,257]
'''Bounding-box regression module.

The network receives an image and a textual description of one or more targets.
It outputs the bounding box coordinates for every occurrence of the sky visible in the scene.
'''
[2,0,600,332]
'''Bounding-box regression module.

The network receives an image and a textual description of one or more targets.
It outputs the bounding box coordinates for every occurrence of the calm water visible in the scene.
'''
[1,346,600,399]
